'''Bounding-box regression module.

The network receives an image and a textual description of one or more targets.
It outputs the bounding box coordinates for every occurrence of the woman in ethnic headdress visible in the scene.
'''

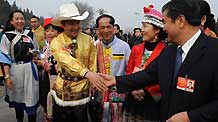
[124,5,167,122]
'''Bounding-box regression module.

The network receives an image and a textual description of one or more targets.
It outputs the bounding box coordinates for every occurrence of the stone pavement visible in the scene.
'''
[0,86,44,122]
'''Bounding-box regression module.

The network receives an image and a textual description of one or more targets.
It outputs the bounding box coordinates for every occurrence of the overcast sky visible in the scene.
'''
[8,0,218,32]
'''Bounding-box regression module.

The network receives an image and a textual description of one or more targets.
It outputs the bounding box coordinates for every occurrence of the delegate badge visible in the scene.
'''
[177,77,195,93]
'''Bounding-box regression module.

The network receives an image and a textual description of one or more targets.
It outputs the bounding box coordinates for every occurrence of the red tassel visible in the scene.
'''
[144,7,150,13]
[104,90,109,102]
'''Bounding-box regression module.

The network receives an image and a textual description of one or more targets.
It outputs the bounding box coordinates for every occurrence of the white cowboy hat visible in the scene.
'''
[52,3,89,26]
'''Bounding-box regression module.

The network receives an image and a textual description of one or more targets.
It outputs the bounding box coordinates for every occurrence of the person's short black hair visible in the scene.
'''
[44,24,64,33]
[31,15,40,21]
[200,0,216,32]
[152,24,167,41]
[133,28,141,34]
[85,27,91,31]
[96,14,115,28]
[114,24,120,30]
[162,0,202,26]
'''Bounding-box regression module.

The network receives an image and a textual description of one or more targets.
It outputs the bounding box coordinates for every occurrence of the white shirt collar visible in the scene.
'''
[180,29,201,61]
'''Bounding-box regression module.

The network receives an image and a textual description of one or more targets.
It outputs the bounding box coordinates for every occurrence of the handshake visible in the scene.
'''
[85,71,116,91]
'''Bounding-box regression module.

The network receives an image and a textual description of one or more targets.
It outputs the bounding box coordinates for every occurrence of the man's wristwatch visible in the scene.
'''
[84,71,89,78]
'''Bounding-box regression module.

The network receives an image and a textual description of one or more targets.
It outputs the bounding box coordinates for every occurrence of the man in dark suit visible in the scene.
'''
[100,0,218,122]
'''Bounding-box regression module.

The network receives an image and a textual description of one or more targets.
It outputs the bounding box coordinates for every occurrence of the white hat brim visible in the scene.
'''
[52,11,89,26]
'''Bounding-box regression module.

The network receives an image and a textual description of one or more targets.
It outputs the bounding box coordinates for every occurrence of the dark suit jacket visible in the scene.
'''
[116,32,218,122]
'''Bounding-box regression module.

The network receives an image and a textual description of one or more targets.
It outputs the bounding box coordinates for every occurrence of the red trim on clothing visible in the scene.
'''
[126,42,145,75]
[126,41,165,96]
[144,41,165,95]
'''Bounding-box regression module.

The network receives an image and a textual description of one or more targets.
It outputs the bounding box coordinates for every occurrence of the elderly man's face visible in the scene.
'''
[62,20,81,39]
[98,17,114,41]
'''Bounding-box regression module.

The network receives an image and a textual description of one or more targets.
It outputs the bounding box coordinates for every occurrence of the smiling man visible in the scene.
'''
[95,14,131,121]
[50,3,106,122]
[101,0,218,122]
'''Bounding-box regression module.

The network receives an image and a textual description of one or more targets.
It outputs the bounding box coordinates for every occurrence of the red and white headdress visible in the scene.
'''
[142,5,163,28]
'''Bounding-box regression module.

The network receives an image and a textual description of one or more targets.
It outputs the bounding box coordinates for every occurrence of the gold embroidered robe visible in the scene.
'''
[50,32,97,106]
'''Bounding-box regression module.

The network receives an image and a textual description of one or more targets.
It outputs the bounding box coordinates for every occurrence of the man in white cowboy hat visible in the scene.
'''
[50,3,107,122]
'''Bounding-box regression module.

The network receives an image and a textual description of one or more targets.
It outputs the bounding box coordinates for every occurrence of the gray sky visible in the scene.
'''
[8,0,218,32]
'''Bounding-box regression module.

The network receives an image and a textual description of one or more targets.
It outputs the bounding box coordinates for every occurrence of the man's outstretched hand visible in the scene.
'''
[85,71,108,91]
[99,73,116,87]
[166,112,190,122]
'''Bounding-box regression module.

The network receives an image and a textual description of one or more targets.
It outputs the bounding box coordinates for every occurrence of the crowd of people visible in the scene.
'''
[0,0,218,122]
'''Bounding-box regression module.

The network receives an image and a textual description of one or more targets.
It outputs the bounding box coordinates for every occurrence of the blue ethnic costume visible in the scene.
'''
[0,30,39,114]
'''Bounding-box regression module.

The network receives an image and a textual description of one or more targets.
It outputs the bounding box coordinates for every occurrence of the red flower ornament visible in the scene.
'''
[149,4,154,8]
[144,4,154,14]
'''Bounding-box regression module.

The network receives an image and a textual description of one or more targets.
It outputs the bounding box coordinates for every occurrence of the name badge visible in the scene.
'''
[177,77,195,93]
[22,37,31,43]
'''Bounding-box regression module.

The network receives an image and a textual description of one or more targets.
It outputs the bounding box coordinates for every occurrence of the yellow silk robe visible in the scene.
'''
[32,26,45,50]
[50,32,97,106]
